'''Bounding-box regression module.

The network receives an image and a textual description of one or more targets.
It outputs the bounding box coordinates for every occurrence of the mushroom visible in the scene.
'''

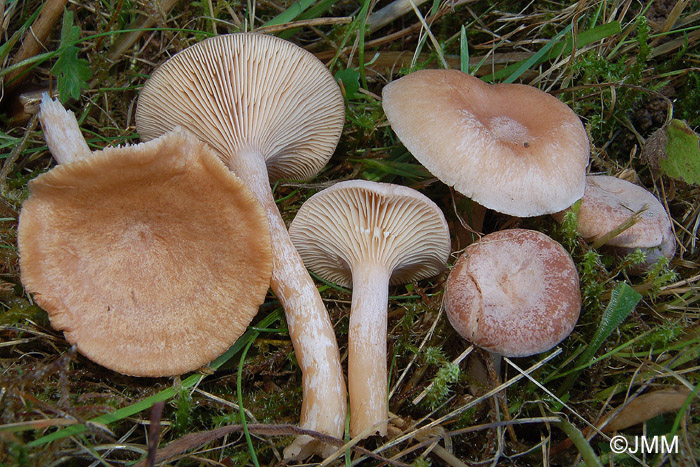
[134,33,346,456]
[18,95,273,377]
[553,175,675,273]
[288,180,451,437]
[444,229,581,359]
[382,69,590,221]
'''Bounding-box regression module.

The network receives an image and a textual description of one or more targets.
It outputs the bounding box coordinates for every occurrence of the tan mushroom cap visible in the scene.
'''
[19,129,273,377]
[554,175,675,251]
[382,70,590,217]
[135,32,344,182]
[289,180,451,286]
[445,229,580,357]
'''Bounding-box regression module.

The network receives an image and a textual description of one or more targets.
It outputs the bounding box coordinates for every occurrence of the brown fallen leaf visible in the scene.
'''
[550,386,692,456]
[600,387,692,432]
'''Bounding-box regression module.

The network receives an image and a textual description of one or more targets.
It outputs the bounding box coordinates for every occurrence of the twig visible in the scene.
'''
[102,0,179,64]
[366,0,430,32]
[4,0,68,92]
[255,16,353,35]
[145,401,165,467]
[134,423,411,467]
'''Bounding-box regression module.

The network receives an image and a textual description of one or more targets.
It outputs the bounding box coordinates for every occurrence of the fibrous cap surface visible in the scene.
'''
[19,129,273,377]
[445,229,580,357]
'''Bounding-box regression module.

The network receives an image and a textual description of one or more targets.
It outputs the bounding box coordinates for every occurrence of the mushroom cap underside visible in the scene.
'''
[135,32,345,182]
[289,180,451,288]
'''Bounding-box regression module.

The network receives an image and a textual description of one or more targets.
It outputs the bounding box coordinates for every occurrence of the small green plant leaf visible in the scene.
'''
[558,282,642,396]
[460,25,469,74]
[51,10,91,102]
[335,68,360,100]
[660,119,700,185]
[578,282,642,366]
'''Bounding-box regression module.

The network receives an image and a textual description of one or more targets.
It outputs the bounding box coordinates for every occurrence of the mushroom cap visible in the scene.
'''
[554,175,675,250]
[444,229,580,357]
[135,33,344,182]
[288,180,451,287]
[19,129,273,377]
[382,69,590,217]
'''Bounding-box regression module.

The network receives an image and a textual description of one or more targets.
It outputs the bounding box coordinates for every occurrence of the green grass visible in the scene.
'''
[1,0,699,465]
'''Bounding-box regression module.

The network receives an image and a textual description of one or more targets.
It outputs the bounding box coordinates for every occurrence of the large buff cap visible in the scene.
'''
[445,229,580,357]
[382,69,590,217]
[135,32,344,182]
[18,129,273,377]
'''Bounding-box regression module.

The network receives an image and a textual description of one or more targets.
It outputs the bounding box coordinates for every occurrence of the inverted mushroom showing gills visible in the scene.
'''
[382,69,590,217]
[135,33,346,457]
[553,175,675,273]
[289,180,451,437]
[445,229,580,358]
[19,96,273,377]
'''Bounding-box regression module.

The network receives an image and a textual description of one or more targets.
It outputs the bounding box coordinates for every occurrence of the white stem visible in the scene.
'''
[348,262,391,437]
[228,148,346,458]
[38,94,91,163]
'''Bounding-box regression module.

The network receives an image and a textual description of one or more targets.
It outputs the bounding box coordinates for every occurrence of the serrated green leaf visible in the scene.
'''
[661,119,700,185]
[577,282,642,366]
[557,282,642,397]
[335,68,360,100]
[51,10,91,102]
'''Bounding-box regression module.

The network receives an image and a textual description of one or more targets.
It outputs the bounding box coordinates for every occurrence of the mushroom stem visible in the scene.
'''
[38,94,91,163]
[228,147,346,457]
[348,262,392,438]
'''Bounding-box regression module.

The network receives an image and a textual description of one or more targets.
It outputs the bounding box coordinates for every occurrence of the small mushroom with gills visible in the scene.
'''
[382,69,590,228]
[553,175,675,273]
[444,229,581,361]
[135,33,347,457]
[18,95,273,377]
[289,180,451,438]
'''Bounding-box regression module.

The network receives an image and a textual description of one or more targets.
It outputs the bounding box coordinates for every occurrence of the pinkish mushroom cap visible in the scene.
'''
[382,69,590,217]
[553,175,675,261]
[445,229,581,357]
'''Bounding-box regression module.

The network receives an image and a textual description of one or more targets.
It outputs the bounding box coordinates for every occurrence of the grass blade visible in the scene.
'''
[460,25,469,74]
[502,24,573,84]
[483,21,621,83]
[262,0,318,28]
[27,310,282,447]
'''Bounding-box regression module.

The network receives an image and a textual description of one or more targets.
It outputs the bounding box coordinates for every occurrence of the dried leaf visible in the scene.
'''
[643,119,700,185]
[601,387,692,432]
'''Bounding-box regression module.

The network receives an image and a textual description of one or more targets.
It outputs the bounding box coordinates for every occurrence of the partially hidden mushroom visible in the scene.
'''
[135,33,346,457]
[444,229,581,361]
[553,175,675,273]
[289,180,451,438]
[19,95,273,377]
[382,69,590,224]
